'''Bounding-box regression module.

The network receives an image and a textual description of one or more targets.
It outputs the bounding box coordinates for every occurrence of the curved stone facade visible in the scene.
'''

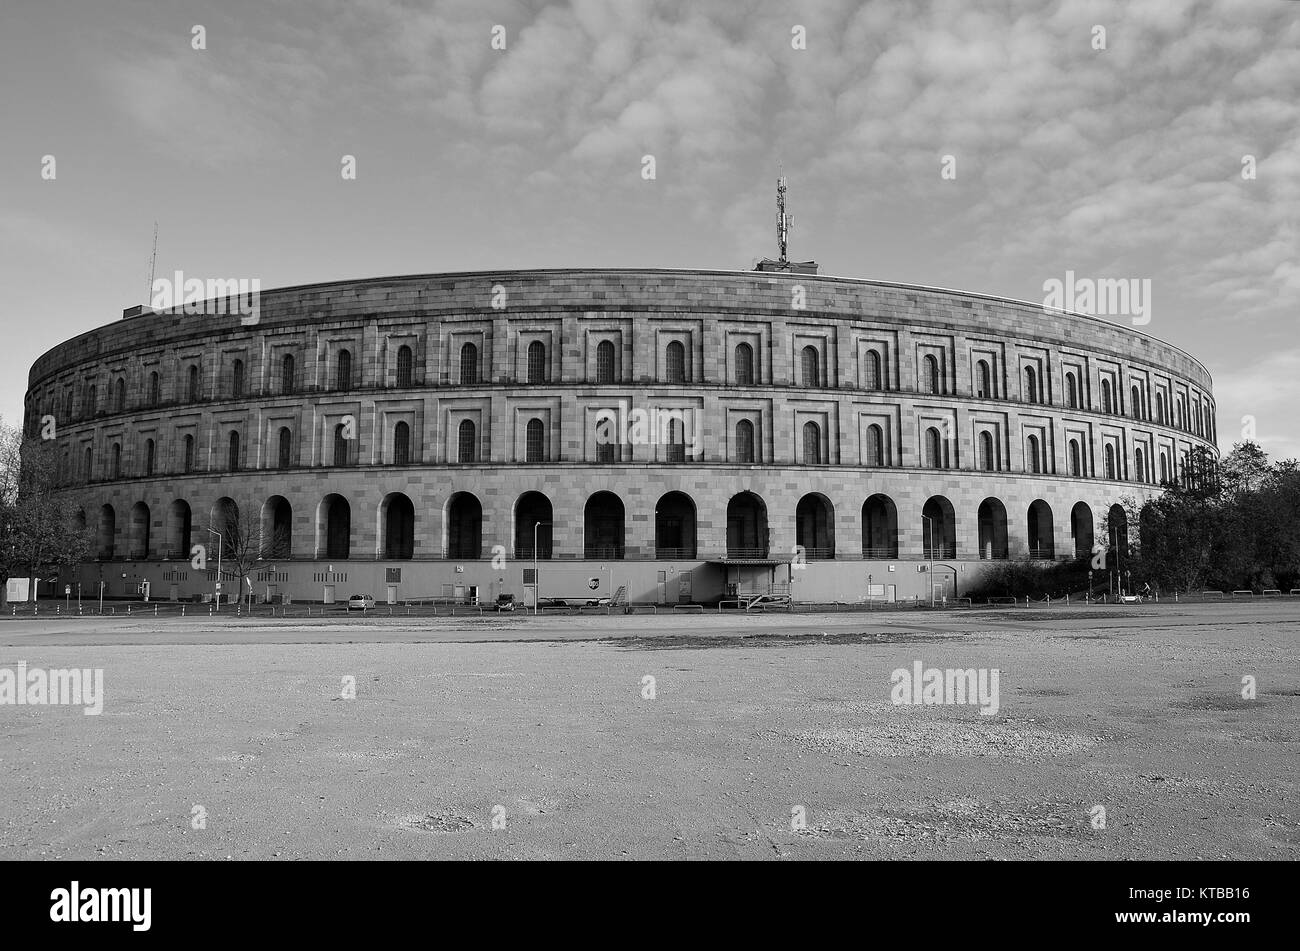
[24,268,1217,604]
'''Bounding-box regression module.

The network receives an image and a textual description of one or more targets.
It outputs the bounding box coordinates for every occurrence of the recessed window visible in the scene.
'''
[735,419,755,464]
[526,418,545,462]
[527,341,547,384]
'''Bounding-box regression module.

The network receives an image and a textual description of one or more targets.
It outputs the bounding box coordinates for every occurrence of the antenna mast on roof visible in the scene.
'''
[147,222,158,304]
[776,177,791,263]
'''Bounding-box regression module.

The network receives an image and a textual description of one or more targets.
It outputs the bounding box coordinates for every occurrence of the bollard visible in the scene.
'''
[209,604,213,616]
[154,605,158,617]
[182,605,186,617]
[127,604,131,615]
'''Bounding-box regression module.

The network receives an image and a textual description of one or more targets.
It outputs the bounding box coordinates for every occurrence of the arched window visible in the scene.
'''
[976,360,991,398]
[925,427,944,469]
[595,427,615,463]
[394,421,410,466]
[1134,446,1146,482]
[1069,439,1081,477]
[1066,372,1078,408]
[526,418,545,462]
[228,431,240,471]
[527,341,547,384]
[111,443,122,479]
[148,372,160,406]
[802,421,821,465]
[1024,366,1038,403]
[801,346,820,388]
[865,350,882,390]
[459,343,479,384]
[85,383,97,417]
[457,420,476,462]
[1159,453,1169,484]
[666,341,687,384]
[1101,379,1113,414]
[281,354,295,394]
[1104,444,1116,480]
[231,359,245,398]
[735,419,755,464]
[735,343,754,385]
[336,349,352,391]
[115,377,126,412]
[277,427,292,469]
[396,345,413,387]
[1156,392,1166,424]
[1131,385,1142,419]
[144,439,155,477]
[596,340,616,384]
[979,431,995,471]
[332,424,349,467]
[183,434,194,473]
[866,424,884,467]
[1027,434,1041,474]
[83,446,93,480]
[922,354,940,395]
[666,418,686,463]
[188,365,201,402]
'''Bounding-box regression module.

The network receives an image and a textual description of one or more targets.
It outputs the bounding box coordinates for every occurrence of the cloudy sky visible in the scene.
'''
[2,0,1296,458]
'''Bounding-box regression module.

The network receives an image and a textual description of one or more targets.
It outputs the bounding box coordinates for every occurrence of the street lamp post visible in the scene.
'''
[207,528,222,611]
[533,521,551,616]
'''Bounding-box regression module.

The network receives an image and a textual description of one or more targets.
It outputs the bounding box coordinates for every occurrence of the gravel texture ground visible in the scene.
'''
[0,602,1295,860]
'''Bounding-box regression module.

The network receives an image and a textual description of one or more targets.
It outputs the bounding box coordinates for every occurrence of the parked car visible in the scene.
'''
[585,596,611,607]
[347,594,376,610]
[495,593,519,612]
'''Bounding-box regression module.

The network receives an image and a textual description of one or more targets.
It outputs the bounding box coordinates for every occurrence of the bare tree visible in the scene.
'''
[208,500,291,608]
[0,422,90,605]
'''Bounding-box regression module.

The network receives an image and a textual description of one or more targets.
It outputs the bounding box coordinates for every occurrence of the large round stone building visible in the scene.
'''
[25,267,1217,605]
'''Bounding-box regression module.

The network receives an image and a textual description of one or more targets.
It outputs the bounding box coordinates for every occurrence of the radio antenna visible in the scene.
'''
[776,177,791,263]
[147,222,158,304]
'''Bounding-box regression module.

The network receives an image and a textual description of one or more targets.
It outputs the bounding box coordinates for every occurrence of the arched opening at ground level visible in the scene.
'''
[584,491,625,559]
[795,493,834,559]
[726,492,768,558]
[654,492,696,558]
[977,498,1008,560]
[861,495,898,558]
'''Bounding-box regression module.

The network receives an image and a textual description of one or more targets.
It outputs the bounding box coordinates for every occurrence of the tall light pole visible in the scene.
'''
[921,514,935,605]
[533,520,551,615]
[207,528,222,611]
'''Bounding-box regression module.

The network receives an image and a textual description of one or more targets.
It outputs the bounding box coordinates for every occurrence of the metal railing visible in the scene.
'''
[861,547,898,559]
[922,545,956,559]
[799,547,834,560]
[654,547,697,559]
[1027,546,1055,560]
[725,547,769,559]
[583,545,624,559]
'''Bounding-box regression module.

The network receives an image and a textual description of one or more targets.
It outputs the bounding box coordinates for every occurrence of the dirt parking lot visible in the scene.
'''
[0,603,1296,860]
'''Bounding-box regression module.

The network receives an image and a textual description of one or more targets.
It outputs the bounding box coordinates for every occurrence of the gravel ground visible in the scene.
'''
[0,603,1296,860]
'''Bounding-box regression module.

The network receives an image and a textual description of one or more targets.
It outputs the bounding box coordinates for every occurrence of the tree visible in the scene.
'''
[0,422,90,605]
[207,499,290,609]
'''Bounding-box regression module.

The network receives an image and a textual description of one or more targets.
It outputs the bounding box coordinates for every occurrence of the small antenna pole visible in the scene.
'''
[147,222,158,304]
